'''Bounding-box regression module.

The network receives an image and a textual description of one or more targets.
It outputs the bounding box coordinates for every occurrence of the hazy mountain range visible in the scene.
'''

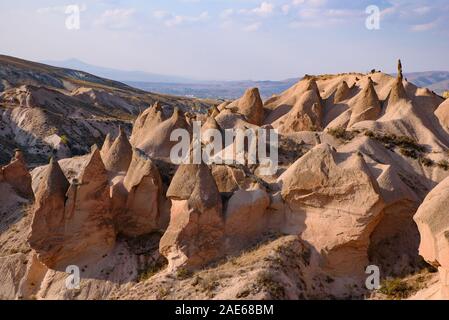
[41,58,195,84]
[41,59,449,99]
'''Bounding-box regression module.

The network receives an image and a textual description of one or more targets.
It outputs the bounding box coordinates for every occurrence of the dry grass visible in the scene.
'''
[327,127,356,141]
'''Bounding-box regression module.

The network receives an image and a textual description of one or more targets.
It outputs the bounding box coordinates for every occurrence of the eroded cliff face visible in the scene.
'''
[2,65,449,300]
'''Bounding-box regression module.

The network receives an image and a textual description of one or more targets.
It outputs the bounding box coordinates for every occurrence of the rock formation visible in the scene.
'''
[224,88,264,126]
[333,81,351,104]
[1,150,33,199]
[414,176,449,299]
[28,147,116,269]
[130,102,166,146]
[278,144,384,276]
[3,58,449,300]
[347,77,381,127]
[273,87,323,133]
[102,127,133,173]
[115,149,163,237]
[160,163,224,270]
[211,165,249,193]
[435,98,449,131]
[136,107,191,159]
[224,187,270,250]
[100,133,114,157]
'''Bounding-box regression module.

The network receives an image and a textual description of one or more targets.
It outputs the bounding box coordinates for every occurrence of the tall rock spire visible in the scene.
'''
[397,59,403,81]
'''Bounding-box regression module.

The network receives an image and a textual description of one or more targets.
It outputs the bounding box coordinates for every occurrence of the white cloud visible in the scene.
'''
[239,2,274,17]
[163,11,209,27]
[243,22,262,32]
[413,6,432,15]
[290,0,326,8]
[253,2,274,16]
[282,4,291,15]
[37,6,66,14]
[37,4,87,14]
[220,9,234,19]
[153,10,170,20]
[411,21,437,31]
[95,8,136,29]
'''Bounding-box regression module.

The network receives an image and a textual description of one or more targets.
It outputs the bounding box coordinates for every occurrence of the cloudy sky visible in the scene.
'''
[0,0,448,80]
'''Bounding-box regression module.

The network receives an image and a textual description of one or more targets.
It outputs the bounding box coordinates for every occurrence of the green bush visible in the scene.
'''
[138,260,167,282]
[60,135,69,145]
[379,278,412,300]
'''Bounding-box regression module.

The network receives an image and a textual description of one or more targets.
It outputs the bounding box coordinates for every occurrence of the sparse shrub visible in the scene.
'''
[399,148,418,159]
[138,260,167,282]
[327,127,355,141]
[60,135,69,145]
[156,286,169,300]
[236,289,251,299]
[199,276,219,294]
[365,131,426,157]
[437,160,449,171]
[379,278,412,300]
[176,267,193,280]
[256,272,285,300]
[419,157,434,167]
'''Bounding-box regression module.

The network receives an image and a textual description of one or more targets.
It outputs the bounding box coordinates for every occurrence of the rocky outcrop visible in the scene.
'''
[28,158,70,267]
[28,147,116,269]
[130,102,166,146]
[1,150,33,199]
[386,78,408,110]
[102,127,133,173]
[348,77,381,127]
[211,165,249,193]
[435,98,449,130]
[100,133,113,157]
[273,87,323,133]
[225,88,264,126]
[115,149,163,237]
[224,187,270,251]
[414,176,449,299]
[160,163,224,270]
[278,144,384,276]
[201,116,222,146]
[334,81,350,104]
[137,108,191,159]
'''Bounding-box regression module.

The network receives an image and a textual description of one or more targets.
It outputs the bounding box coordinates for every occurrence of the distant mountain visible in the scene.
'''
[40,59,449,98]
[404,71,449,94]
[40,58,195,84]
[126,79,299,100]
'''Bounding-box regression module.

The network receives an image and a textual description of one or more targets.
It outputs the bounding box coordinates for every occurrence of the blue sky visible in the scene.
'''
[0,0,448,80]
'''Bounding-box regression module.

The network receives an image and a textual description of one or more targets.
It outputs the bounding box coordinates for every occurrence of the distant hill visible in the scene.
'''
[41,58,195,84]
[404,71,449,94]
[126,79,299,100]
[128,71,449,100]
[39,59,449,98]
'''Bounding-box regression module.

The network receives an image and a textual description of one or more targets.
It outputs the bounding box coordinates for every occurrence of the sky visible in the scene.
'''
[0,0,448,81]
